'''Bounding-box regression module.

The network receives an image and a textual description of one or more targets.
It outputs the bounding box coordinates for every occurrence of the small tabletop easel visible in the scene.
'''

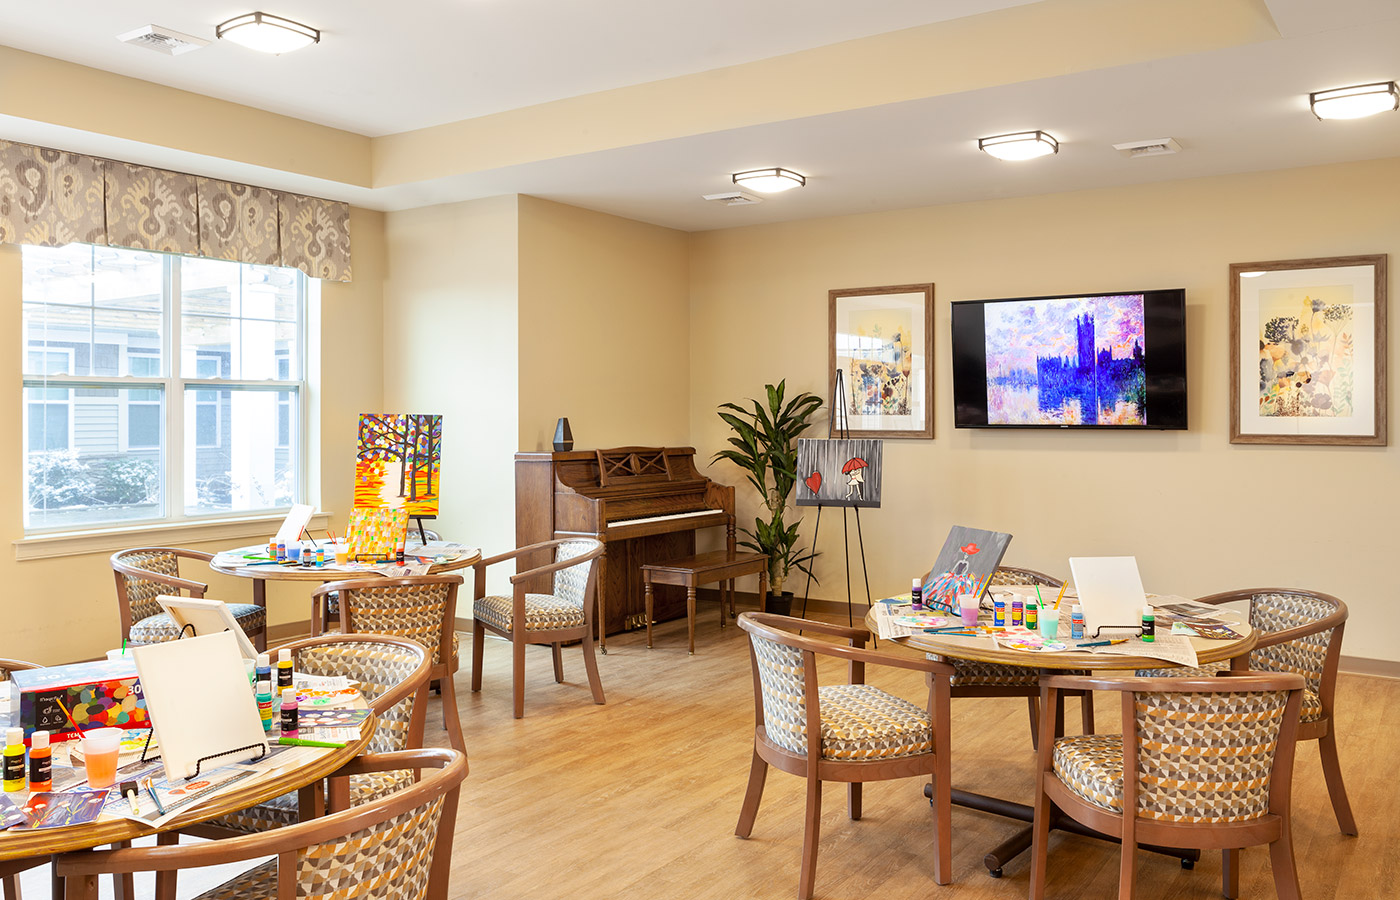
[799,368,874,627]
[409,514,436,545]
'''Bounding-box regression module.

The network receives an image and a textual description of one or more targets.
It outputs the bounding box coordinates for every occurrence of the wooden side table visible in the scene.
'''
[641,551,769,654]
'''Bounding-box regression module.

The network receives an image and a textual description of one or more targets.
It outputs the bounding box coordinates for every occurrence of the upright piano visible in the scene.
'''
[515,447,735,645]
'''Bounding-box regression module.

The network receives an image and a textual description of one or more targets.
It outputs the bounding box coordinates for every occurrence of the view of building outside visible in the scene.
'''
[22,244,304,531]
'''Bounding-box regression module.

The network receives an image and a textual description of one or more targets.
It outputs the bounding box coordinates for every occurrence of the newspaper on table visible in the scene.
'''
[1087,633,1200,667]
[871,598,956,640]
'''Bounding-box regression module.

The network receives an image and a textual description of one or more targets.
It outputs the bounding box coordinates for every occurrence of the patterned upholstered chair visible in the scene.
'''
[735,612,956,899]
[56,748,467,900]
[185,634,432,840]
[110,547,267,652]
[309,575,465,751]
[1135,588,1355,835]
[930,566,1093,747]
[471,539,606,719]
[1029,671,1306,900]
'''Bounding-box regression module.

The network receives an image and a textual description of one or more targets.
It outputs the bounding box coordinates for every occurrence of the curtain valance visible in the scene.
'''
[0,139,351,282]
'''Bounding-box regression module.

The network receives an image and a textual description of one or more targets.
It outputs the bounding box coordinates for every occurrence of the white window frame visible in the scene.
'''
[124,350,162,451]
[20,248,310,536]
[24,347,75,453]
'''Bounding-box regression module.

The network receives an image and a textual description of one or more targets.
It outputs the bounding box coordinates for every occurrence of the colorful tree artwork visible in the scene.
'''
[355,413,443,515]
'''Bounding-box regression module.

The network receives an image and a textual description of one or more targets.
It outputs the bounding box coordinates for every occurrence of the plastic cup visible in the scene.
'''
[1039,606,1061,640]
[243,658,257,688]
[334,540,350,565]
[105,649,130,662]
[288,543,302,561]
[957,593,980,628]
[82,728,122,789]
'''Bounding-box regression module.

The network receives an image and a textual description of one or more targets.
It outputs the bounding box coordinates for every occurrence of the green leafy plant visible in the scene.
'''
[714,380,823,596]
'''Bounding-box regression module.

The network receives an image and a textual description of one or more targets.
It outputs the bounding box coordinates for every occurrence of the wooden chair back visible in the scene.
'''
[109,547,212,639]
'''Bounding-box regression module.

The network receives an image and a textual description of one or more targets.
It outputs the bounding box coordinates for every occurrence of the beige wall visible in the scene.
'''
[517,196,691,451]
[383,195,520,589]
[689,157,1400,663]
[0,205,385,664]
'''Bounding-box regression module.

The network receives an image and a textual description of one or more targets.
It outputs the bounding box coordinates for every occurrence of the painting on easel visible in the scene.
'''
[921,525,1013,614]
[355,414,443,515]
[794,438,883,509]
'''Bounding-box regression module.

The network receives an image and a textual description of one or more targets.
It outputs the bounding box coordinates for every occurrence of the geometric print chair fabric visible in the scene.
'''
[471,538,606,719]
[1029,671,1307,900]
[54,748,467,900]
[736,612,956,899]
[110,547,266,650]
[1134,587,1355,835]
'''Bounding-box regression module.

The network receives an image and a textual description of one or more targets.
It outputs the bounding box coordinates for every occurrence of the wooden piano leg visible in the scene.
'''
[687,585,697,655]
[719,580,728,630]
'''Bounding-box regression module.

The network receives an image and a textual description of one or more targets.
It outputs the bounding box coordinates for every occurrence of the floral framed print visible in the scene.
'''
[1230,255,1387,445]
[829,283,934,439]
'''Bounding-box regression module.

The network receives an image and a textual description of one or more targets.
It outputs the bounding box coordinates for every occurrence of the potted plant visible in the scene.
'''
[714,380,823,615]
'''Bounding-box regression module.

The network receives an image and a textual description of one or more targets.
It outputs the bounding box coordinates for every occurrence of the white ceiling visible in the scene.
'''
[1,0,1399,232]
[0,0,1040,136]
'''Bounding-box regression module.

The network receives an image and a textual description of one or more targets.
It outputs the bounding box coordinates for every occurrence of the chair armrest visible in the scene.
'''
[476,540,564,570]
[509,544,604,584]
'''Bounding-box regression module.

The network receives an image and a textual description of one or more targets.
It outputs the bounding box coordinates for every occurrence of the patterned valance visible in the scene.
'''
[0,139,351,281]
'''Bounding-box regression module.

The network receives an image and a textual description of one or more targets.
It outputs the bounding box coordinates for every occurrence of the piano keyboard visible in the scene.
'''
[613,510,719,525]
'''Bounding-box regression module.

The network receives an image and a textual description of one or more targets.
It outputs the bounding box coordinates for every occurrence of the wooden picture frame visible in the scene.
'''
[1229,255,1387,445]
[829,283,934,439]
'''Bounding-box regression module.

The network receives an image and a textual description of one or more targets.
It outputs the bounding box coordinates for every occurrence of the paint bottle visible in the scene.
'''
[1070,604,1085,641]
[276,648,294,690]
[396,541,406,565]
[255,653,271,687]
[256,681,275,733]
[1141,605,1156,642]
[267,539,278,560]
[279,688,298,735]
[315,546,325,568]
[910,577,923,612]
[276,541,286,562]
[1011,599,1024,627]
[28,731,52,792]
[1026,599,1039,632]
[993,596,1006,627]
[3,728,25,792]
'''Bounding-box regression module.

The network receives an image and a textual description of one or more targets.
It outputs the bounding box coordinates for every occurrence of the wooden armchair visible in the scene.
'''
[311,575,465,751]
[1029,671,1306,900]
[1136,588,1356,835]
[56,748,467,900]
[471,539,606,718]
[110,547,266,652]
[735,612,955,899]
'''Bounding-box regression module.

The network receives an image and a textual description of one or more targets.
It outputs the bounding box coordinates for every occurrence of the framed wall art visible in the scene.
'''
[829,283,934,439]
[1230,255,1387,446]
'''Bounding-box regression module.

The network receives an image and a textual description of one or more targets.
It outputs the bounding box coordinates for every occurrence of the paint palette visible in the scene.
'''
[297,708,370,729]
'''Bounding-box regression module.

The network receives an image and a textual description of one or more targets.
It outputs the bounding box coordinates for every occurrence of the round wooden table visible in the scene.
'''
[0,712,375,866]
[868,597,1259,877]
[210,544,482,644]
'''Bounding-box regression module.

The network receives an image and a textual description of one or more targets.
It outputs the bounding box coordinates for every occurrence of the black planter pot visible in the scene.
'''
[764,591,795,616]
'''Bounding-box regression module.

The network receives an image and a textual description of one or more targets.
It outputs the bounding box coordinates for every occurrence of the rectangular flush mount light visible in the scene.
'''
[1310,82,1398,120]
[978,131,1058,161]
[216,11,320,54]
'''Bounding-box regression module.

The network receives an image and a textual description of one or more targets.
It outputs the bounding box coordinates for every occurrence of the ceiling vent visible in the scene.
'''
[702,191,763,206]
[1112,138,1182,158]
[117,24,210,55]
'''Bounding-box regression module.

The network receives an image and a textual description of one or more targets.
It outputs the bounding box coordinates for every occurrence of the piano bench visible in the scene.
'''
[640,551,769,655]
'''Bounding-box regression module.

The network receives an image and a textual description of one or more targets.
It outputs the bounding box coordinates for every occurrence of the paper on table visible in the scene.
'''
[102,764,255,827]
[292,674,352,691]
[1089,634,1199,667]
[871,599,928,639]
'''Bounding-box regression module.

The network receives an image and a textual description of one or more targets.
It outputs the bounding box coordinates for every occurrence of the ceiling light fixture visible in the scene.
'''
[216,11,320,54]
[1309,81,1398,120]
[978,131,1059,161]
[731,168,806,193]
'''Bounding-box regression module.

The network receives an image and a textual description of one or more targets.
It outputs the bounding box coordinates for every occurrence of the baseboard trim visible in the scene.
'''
[1339,655,1400,679]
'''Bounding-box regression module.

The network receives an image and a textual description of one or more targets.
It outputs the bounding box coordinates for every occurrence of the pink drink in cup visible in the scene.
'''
[81,728,122,789]
[957,593,980,628]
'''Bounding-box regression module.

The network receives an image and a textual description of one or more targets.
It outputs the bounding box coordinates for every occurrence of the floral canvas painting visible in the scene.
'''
[829,284,933,439]
[1256,285,1355,418]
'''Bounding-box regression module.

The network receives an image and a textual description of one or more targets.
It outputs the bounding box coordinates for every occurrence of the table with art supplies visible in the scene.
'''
[869,583,1258,877]
[0,633,376,879]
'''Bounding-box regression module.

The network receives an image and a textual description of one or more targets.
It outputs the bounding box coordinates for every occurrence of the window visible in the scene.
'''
[22,244,307,532]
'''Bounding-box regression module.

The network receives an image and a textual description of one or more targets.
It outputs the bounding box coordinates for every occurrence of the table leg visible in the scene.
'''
[719,580,728,630]
[644,578,655,649]
[252,579,267,653]
[687,586,697,655]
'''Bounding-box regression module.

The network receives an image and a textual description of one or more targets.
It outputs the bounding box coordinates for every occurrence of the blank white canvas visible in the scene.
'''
[1069,557,1147,638]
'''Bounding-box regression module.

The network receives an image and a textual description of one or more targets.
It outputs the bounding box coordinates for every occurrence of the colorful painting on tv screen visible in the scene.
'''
[985,294,1147,425]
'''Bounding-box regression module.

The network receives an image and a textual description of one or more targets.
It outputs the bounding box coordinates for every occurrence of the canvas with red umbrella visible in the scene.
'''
[795,438,883,508]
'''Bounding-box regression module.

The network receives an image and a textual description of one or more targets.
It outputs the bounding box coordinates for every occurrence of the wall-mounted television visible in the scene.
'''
[951,289,1187,429]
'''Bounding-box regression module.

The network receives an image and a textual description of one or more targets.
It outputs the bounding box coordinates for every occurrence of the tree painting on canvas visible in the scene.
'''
[355,413,443,515]
[1257,285,1355,418]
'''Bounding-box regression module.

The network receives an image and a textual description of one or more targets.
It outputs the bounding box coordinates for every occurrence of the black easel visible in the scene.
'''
[410,514,436,545]
[800,369,874,627]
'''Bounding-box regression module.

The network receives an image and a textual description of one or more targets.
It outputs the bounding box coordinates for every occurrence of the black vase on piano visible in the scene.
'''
[553,417,573,452]
[515,447,735,639]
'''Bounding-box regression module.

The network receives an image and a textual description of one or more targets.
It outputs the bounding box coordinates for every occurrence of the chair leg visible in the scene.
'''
[580,629,606,705]
[512,634,527,719]
[1221,848,1239,900]
[686,586,697,655]
[1318,730,1359,835]
[111,842,134,900]
[1119,837,1137,900]
[2,873,20,900]
[440,669,466,752]
[1080,692,1095,735]
[799,773,823,900]
[1269,820,1302,900]
[551,643,564,683]
[470,619,485,693]
[735,749,768,838]
[1026,696,1040,751]
[848,783,862,821]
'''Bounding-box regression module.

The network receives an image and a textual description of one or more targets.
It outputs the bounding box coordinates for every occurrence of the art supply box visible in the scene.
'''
[7,659,150,743]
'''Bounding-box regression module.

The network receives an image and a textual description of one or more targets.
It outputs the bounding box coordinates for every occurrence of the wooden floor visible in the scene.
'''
[429,609,1397,900]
